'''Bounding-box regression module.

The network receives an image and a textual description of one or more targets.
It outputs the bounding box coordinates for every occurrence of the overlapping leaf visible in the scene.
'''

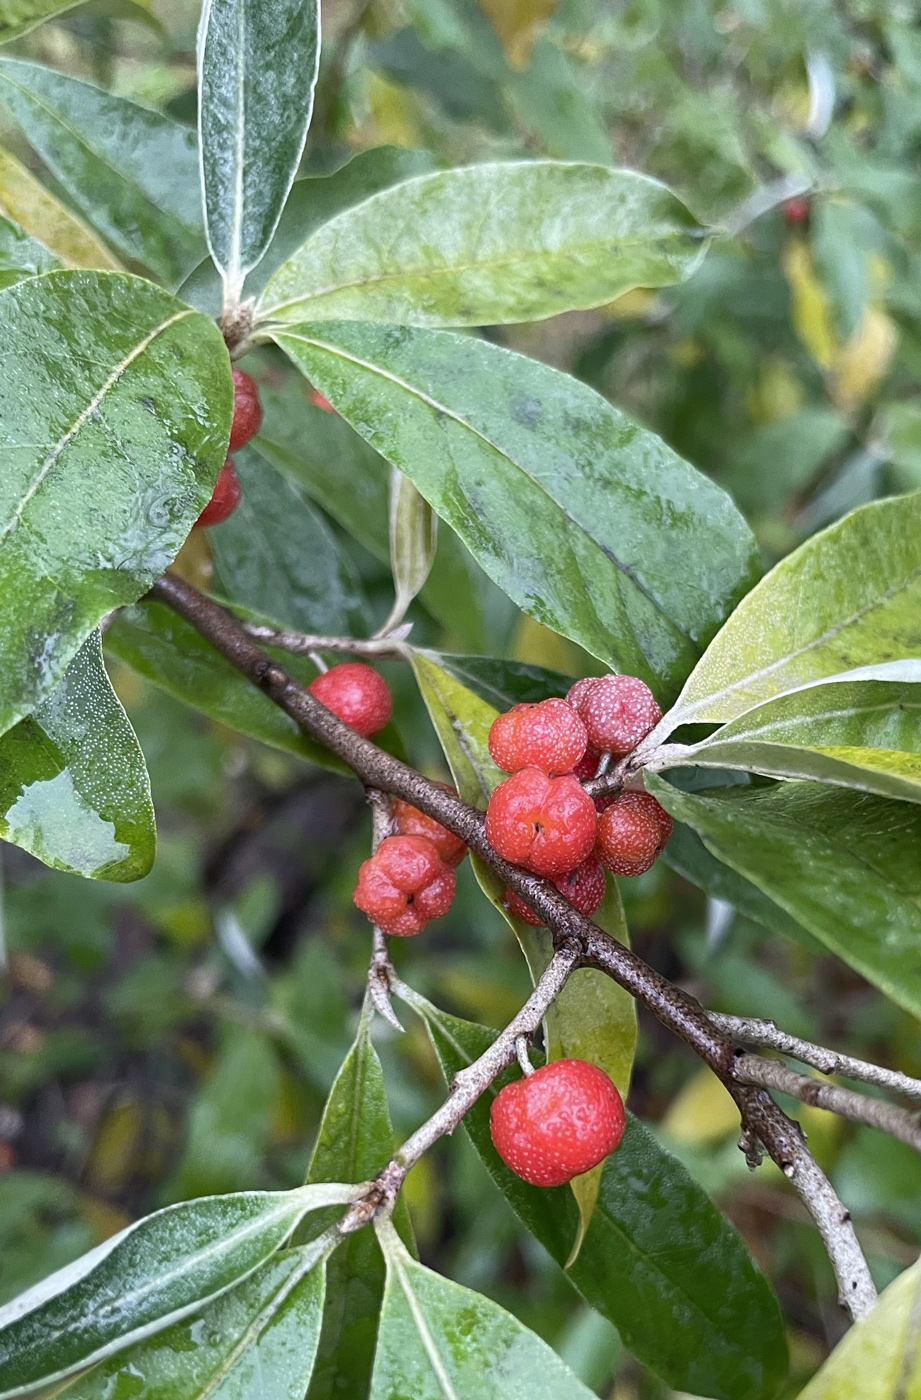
[796,1260,921,1400]
[260,162,706,327]
[274,321,759,701]
[0,146,117,270]
[0,212,58,289]
[0,270,231,738]
[0,0,84,42]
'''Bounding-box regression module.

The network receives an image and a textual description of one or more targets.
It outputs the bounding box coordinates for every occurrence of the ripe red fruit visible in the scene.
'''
[571,747,602,783]
[228,368,263,451]
[783,196,811,228]
[485,767,596,876]
[392,788,467,868]
[596,790,672,876]
[490,1058,625,1186]
[353,835,455,937]
[504,854,606,926]
[488,698,587,776]
[195,457,241,527]
[310,387,336,414]
[309,662,392,737]
[567,675,662,757]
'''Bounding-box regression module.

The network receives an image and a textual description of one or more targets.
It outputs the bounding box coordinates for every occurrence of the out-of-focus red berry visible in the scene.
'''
[228,368,263,450]
[490,1058,626,1186]
[782,197,811,228]
[488,698,587,776]
[596,790,672,876]
[309,662,392,737]
[195,457,241,527]
[503,854,606,926]
[567,675,662,757]
[485,767,597,876]
[353,834,455,936]
[392,787,467,867]
[310,387,336,413]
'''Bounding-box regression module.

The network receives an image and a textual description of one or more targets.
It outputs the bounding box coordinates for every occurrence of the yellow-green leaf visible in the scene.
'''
[797,1260,921,1400]
[0,146,118,269]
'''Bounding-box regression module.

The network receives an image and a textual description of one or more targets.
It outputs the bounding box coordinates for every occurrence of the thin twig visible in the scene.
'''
[733,1054,921,1155]
[366,792,404,1032]
[710,1013,921,1102]
[241,620,413,660]
[148,572,878,1318]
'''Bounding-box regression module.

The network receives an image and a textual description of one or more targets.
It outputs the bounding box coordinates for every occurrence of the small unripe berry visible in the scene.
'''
[485,767,596,876]
[783,196,811,228]
[392,787,467,867]
[504,854,606,926]
[488,698,587,776]
[353,834,455,937]
[596,790,672,876]
[309,662,392,737]
[228,368,263,451]
[490,1058,626,1186]
[310,387,336,414]
[567,675,662,757]
[196,457,241,528]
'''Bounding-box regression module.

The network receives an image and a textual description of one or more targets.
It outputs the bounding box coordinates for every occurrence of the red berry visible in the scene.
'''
[490,1058,625,1186]
[504,855,606,926]
[228,368,263,451]
[310,387,336,414]
[783,197,811,228]
[571,747,602,783]
[488,699,587,776]
[485,767,596,876]
[353,835,455,937]
[309,662,392,737]
[392,787,467,868]
[596,790,672,876]
[195,457,241,527]
[567,675,662,757]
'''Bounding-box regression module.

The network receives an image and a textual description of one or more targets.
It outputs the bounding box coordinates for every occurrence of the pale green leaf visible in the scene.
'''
[796,1260,921,1400]
[0,0,84,42]
[0,211,58,288]
[387,469,437,627]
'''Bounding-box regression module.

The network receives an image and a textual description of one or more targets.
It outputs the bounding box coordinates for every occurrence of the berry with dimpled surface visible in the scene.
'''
[504,854,606,926]
[490,1058,626,1186]
[485,767,596,876]
[488,699,587,776]
[596,790,672,876]
[228,368,263,451]
[309,662,392,737]
[196,458,241,528]
[353,834,455,936]
[567,674,662,757]
[392,787,467,867]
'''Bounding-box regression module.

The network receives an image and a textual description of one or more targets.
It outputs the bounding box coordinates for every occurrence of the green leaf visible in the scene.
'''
[667,492,921,728]
[795,1260,921,1400]
[54,1242,330,1400]
[0,212,58,288]
[0,60,203,282]
[649,774,921,1019]
[0,0,85,42]
[273,321,758,701]
[665,677,921,803]
[303,1007,414,1400]
[260,162,706,327]
[211,446,369,637]
[0,145,119,270]
[104,601,348,770]
[0,1183,359,1398]
[197,0,320,296]
[0,630,154,881]
[407,997,787,1400]
[0,269,231,738]
[429,652,573,708]
[371,1218,597,1399]
[387,470,437,627]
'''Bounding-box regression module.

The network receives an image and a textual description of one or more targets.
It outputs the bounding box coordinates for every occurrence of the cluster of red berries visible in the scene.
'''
[196,369,263,528]
[485,674,672,921]
[353,793,467,937]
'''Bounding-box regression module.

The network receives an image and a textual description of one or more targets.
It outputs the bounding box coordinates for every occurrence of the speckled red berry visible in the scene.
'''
[567,675,662,757]
[783,197,811,228]
[488,699,587,776]
[596,790,672,876]
[228,368,263,451]
[310,387,336,414]
[490,1058,626,1186]
[485,767,597,876]
[309,662,392,737]
[392,787,467,868]
[353,835,455,936]
[195,457,241,527]
[571,747,602,783]
[504,854,606,926]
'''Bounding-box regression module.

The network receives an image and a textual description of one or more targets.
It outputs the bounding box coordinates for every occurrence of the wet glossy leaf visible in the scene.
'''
[303,1008,414,1400]
[408,998,786,1400]
[0,59,203,282]
[0,270,231,738]
[388,470,437,625]
[104,602,348,770]
[649,774,921,1019]
[0,630,154,882]
[198,0,320,296]
[371,1219,596,1399]
[0,0,84,41]
[261,163,706,327]
[0,212,58,288]
[796,1260,921,1400]
[273,321,758,702]
[668,492,921,727]
[55,1242,330,1400]
[211,447,369,636]
[667,677,921,802]
[429,653,572,708]
[0,146,118,270]
[0,1183,358,1398]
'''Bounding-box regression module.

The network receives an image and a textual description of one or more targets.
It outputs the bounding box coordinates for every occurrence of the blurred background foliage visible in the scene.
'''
[2,0,921,1395]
